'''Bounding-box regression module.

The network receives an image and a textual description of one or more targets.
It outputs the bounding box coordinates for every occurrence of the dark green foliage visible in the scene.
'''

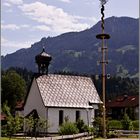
[58,121,79,135]
[2,103,49,138]
[7,67,33,87]
[75,119,88,133]
[1,103,23,138]
[92,75,139,99]
[107,120,123,130]
[2,70,26,113]
[107,119,139,131]
[93,117,103,137]
[24,116,34,135]
[121,114,131,130]
[54,71,89,77]
[24,116,49,136]
[132,120,139,130]
[93,116,111,137]
[87,127,95,133]
[126,108,135,120]
[107,131,118,138]
[58,119,95,135]
[37,118,49,133]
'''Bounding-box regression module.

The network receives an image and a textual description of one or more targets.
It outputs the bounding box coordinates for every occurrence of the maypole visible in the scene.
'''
[96,0,110,138]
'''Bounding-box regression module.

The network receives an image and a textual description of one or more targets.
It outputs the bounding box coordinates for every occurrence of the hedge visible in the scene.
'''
[107,120,123,130]
[132,120,139,130]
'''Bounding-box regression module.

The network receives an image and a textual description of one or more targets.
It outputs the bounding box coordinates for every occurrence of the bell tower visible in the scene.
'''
[35,48,52,75]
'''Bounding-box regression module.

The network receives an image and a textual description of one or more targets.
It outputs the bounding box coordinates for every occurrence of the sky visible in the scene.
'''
[1,0,139,56]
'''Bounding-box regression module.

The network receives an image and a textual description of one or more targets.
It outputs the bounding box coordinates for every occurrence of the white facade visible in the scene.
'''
[47,107,97,133]
[24,79,46,118]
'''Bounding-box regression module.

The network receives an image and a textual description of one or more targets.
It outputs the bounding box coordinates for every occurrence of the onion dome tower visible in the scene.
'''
[35,48,52,75]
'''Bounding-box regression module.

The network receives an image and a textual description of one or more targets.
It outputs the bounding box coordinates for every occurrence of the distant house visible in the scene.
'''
[0,113,6,125]
[0,114,6,120]
[22,49,102,133]
[106,95,139,120]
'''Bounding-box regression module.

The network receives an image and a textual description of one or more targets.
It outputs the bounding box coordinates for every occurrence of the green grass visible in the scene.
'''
[119,136,139,138]
[1,137,26,140]
[94,135,139,139]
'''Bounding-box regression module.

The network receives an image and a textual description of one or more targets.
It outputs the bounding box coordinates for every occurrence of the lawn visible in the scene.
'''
[1,137,26,140]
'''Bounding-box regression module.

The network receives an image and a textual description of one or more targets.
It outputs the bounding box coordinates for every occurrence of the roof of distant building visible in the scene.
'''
[15,100,24,110]
[106,95,139,108]
[35,74,102,108]
[0,113,6,121]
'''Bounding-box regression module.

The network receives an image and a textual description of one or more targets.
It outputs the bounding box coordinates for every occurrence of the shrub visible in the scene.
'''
[75,119,88,133]
[58,122,79,135]
[93,117,103,137]
[129,121,133,130]
[121,114,131,130]
[1,103,23,138]
[107,131,118,138]
[108,120,123,130]
[1,125,7,136]
[132,120,139,130]
[88,127,95,133]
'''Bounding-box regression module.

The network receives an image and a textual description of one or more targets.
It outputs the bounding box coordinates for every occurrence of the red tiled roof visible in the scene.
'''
[106,95,139,108]
[36,74,102,108]
[0,113,6,120]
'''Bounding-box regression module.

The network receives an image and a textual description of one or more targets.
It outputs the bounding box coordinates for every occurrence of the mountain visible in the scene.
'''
[2,16,139,77]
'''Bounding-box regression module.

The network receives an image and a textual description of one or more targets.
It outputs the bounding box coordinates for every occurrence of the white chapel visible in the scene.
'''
[23,48,102,133]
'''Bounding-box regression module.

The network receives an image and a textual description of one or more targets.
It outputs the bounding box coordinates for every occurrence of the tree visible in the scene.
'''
[2,70,26,113]
[93,75,139,100]
[24,116,49,137]
[7,67,34,87]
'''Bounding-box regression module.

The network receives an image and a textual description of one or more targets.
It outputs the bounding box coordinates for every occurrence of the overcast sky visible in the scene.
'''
[1,0,139,56]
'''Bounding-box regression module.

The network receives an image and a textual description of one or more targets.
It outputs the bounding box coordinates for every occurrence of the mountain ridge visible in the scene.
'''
[2,16,139,77]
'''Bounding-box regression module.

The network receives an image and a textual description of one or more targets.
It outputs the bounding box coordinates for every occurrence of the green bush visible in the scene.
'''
[75,119,88,133]
[107,131,118,138]
[1,103,23,138]
[121,114,131,130]
[58,122,79,135]
[58,119,95,135]
[132,120,139,130]
[108,120,123,130]
[1,125,7,136]
[88,127,95,133]
[93,117,103,137]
